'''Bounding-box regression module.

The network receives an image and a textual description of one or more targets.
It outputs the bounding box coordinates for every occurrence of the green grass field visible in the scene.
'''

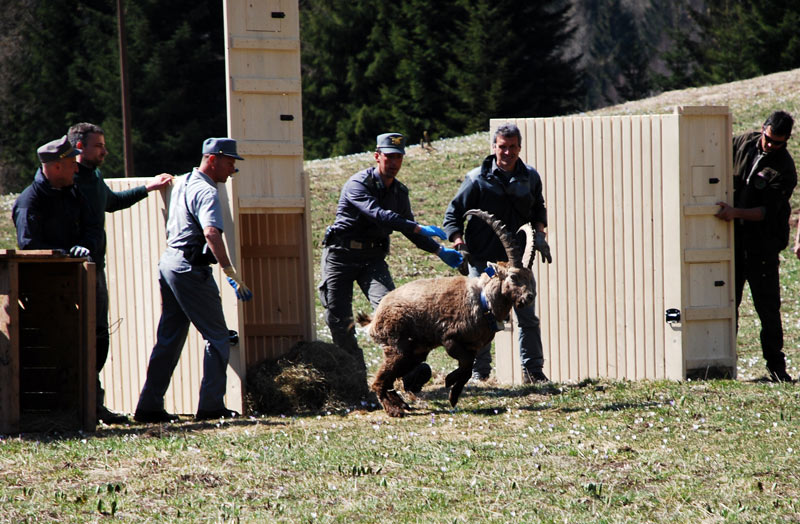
[2,70,800,522]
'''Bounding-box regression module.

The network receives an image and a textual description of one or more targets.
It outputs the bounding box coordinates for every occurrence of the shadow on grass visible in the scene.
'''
[8,416,289,443]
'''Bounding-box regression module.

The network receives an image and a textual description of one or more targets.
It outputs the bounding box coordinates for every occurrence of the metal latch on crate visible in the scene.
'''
[665,308,681,324]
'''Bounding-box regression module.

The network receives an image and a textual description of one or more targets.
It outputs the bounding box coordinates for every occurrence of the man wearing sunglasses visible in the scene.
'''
[716,111,796,382]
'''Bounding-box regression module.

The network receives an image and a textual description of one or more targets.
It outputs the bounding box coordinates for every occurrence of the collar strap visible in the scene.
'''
[479,290,503,332]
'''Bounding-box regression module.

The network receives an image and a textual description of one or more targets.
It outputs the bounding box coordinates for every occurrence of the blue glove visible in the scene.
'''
[418,225,447,240]
[69,245,90,258]
[223,266,253,302]
[437,246,463,268]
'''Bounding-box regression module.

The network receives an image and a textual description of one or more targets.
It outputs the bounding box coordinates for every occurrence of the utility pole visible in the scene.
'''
[117,0,134,177]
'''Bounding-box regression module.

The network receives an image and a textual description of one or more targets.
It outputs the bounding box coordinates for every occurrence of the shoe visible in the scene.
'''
[768,368,794,383]
[402,363,432,394]
[97,406,130,425]
[195,407,240,421]
[134,409,180,423]
[471,371,490,382]
[523,369,549,384]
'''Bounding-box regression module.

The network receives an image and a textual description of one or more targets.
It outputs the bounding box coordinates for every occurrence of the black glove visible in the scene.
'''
[455,243,471,276]
[534,231,552,263]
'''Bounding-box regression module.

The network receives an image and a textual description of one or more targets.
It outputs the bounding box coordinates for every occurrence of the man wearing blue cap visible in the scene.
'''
[135,138,253,423]
[13,135,103,260]
[319,132,463,395]
[68,122,174,425]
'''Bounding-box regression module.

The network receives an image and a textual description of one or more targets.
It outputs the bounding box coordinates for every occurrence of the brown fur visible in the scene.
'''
[358,263,535,417]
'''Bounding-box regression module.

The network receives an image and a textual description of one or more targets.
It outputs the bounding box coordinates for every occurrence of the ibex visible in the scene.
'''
[358,210,537,417]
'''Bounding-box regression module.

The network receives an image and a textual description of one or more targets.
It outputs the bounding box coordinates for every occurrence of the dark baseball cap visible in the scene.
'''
[37,135,80,163]
[202,137,245,160]
[376,133,405,154]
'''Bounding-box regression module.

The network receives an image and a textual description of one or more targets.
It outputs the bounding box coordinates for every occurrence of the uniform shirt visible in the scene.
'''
[329,166,439,254]
[732,131,797,252]
[74,162,148,268]
[443,154,547,262]
[165,168,224,249]
[13,168,103,255]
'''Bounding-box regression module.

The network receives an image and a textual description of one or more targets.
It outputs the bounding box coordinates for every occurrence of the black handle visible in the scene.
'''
[714,280,724,287]
[280,114,294,121]
[709,177,720,184]
[271,11,286,18]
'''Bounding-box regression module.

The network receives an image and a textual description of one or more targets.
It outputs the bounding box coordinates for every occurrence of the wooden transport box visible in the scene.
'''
[492,106,737,383]
[0,251,96,433]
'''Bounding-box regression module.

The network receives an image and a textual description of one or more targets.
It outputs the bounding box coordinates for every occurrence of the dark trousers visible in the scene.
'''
[735,247,785,371]
[96,268,110,408]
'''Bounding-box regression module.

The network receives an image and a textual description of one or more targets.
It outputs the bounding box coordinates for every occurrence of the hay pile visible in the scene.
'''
[245,340,373,415]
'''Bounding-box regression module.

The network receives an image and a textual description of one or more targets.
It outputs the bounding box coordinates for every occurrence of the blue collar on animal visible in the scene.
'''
[479,290,504,332]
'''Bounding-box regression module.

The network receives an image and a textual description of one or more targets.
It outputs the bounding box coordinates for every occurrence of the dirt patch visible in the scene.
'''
[245,341,373,415]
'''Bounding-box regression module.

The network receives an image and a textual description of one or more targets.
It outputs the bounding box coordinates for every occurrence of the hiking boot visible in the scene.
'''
[768,368,795,383]
[402,363,432,394]
[523,369,549,384]
[195,408,240,421]
[97,405,130,425]
[134,409,180,423]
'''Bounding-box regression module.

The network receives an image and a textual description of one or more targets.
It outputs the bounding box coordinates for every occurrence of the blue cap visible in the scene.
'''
[376,133,405,154]
[37,135,80,163]
[202,137,244,160]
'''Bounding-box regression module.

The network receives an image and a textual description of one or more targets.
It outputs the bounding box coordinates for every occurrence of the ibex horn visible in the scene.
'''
[517,223,535,269]
[464,209,520,267]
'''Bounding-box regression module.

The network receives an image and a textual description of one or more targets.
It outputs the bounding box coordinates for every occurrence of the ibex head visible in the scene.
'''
[464,210,536,310]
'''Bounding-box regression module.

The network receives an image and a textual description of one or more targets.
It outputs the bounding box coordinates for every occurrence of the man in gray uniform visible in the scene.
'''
[134,138,253,423]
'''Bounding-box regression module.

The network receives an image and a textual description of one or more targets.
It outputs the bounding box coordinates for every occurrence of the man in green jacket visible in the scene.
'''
[67,122,173,423]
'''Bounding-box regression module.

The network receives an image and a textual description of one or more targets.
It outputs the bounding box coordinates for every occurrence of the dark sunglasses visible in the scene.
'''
[762,128,788,148]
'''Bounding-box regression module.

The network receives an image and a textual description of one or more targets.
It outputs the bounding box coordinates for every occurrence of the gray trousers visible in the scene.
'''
[318,246,394,368]
[469,259,544,375]
[136,249,230,413]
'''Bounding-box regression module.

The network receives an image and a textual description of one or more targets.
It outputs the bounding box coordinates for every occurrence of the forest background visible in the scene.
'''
[0,0,798,192]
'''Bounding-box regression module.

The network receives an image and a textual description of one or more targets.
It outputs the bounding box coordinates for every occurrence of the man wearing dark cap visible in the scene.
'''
[716,110,797,382]
[319,132,463,395]
[135,138,253,423]
[13,136,103,261]
[67,122,174,425]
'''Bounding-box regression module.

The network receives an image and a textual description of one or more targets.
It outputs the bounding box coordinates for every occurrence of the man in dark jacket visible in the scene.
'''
[319,132,463,394]
[715,111,797,382]
[13,136,102,258]
[443,123,552,383]
[66,122,173,424]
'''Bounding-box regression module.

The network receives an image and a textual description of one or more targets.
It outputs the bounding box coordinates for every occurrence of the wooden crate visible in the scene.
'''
[492,107,736,383]
[0,251,96,433]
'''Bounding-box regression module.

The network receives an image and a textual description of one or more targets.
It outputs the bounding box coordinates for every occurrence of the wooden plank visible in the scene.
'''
[683,204,722,216]
[244,323,305,337]
[229,36,300,51]
[572,118,589,379]
[0,260,19,433]
[235,141,303,157]
[232,77,301,94]
[238,197,305,209]
[651,116,666,378]
[684,248,733,263]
